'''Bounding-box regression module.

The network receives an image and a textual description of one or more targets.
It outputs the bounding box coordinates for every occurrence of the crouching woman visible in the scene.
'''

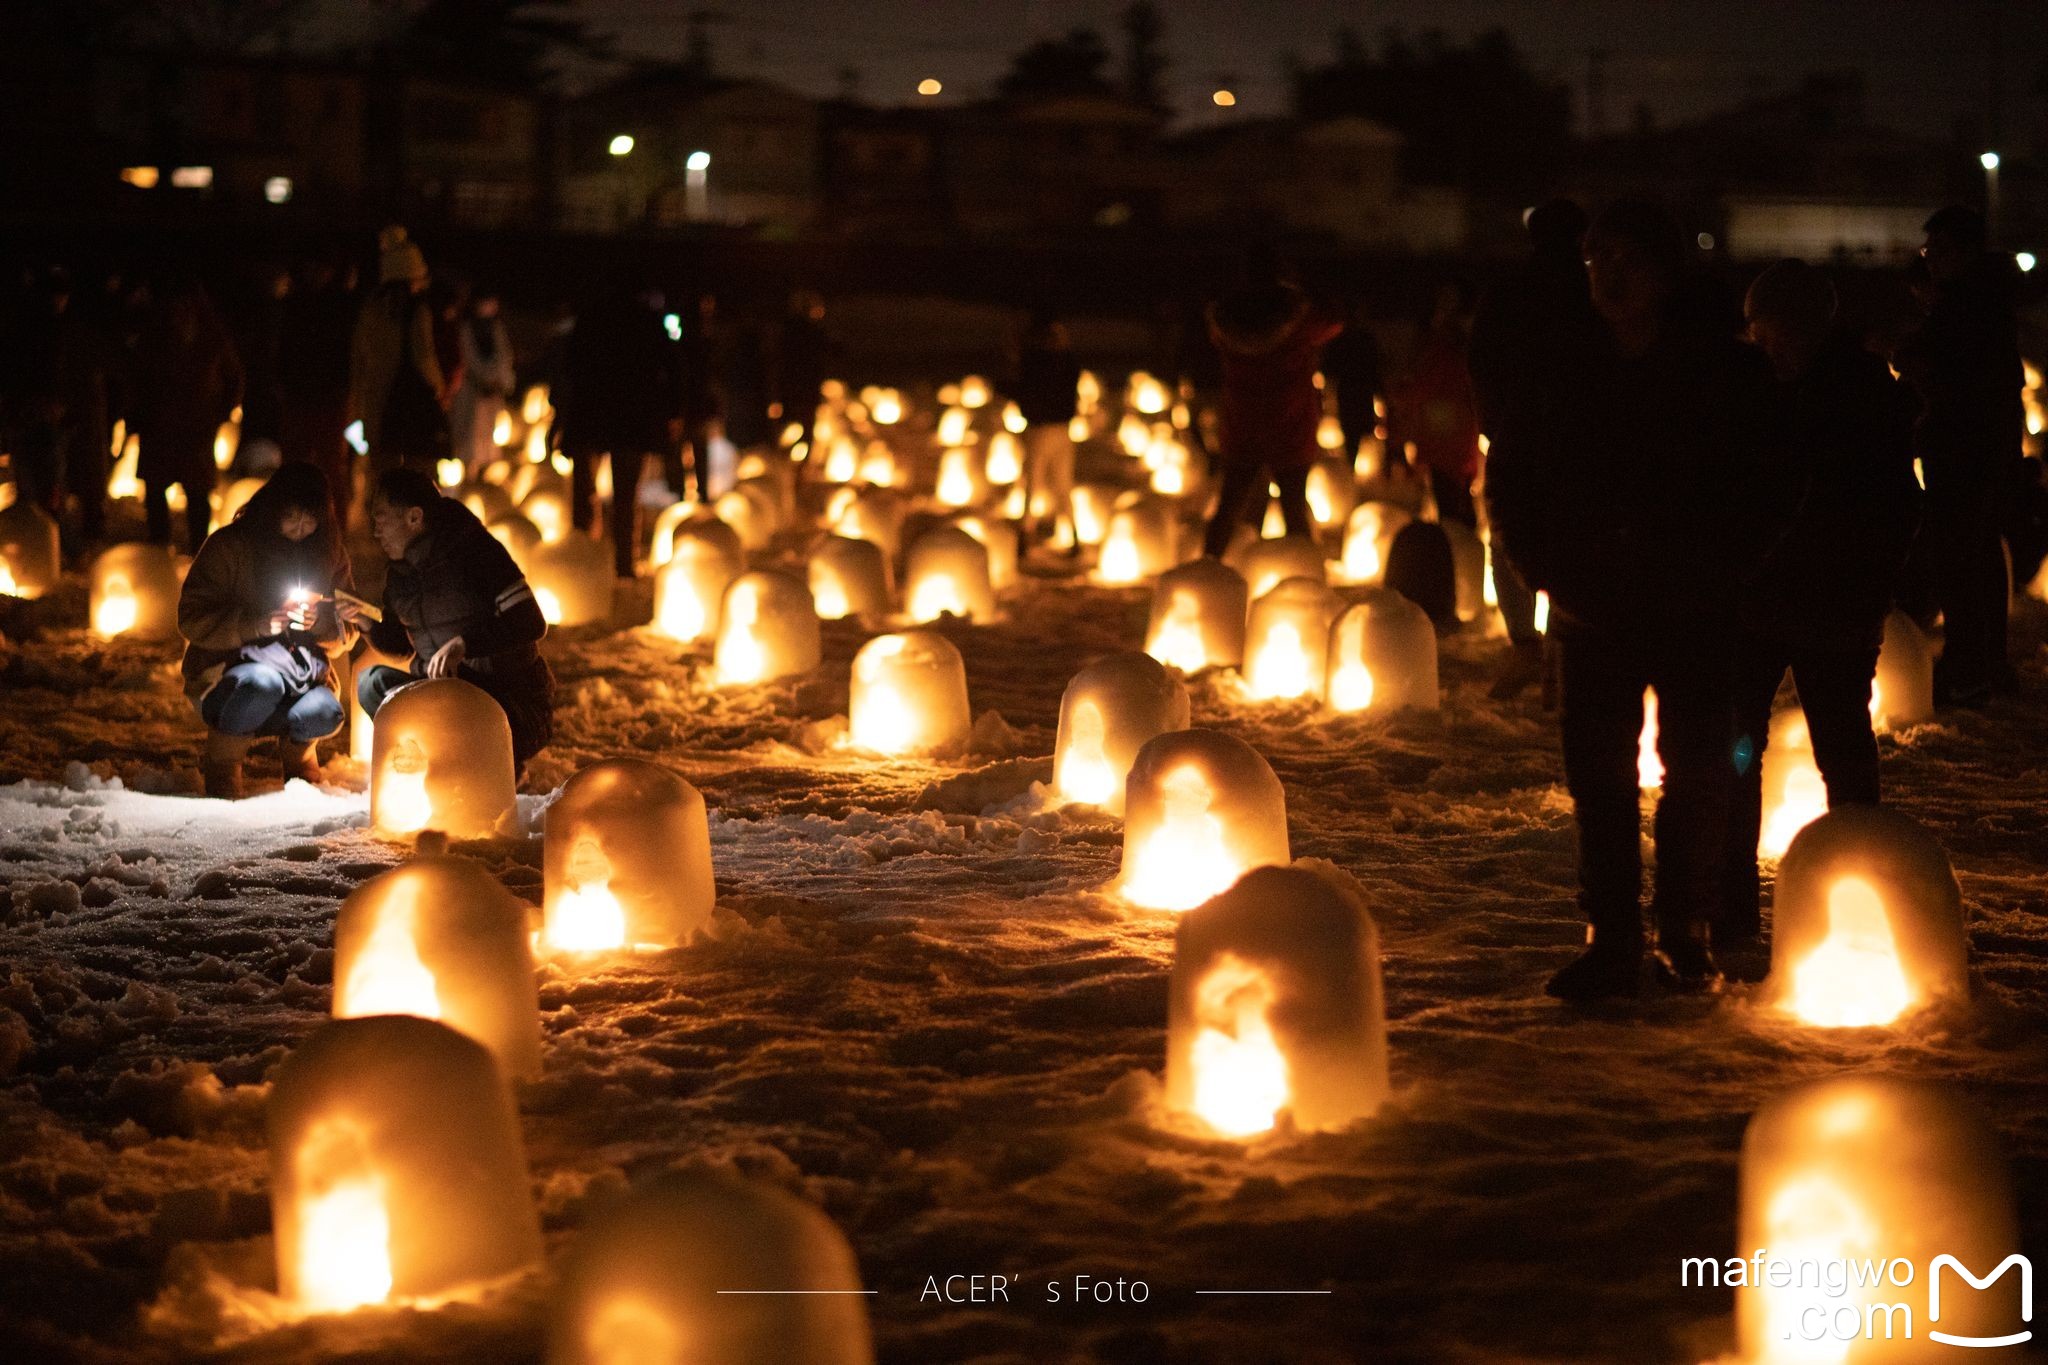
[178,463,356,798]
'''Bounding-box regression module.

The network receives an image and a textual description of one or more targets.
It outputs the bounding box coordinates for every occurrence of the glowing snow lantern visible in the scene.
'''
[544,758,716,952]
[903,526,996,624]
[1736,1077,2020,1362]
[652,534,741,644]
[1870,611,1933,730]
[1095,499,1178,585]
[807,534,891,621]
[1337,501,1411,585]
[820,433,860,483]
[832,486,908,560]
[1118,413,1151,457]
[855,439,900,487]
[1127,371,1169,415]
[1326,589,1439,714]
[1068,483,1118,547]
[1166,866,1387,1138]
[1145,558,1248,673]
[1119,729,1289,912]
[714,483,780,552]
[267,1017,541,1313]
[935,406,973,449]
[1767,805,1967,1029]
[1076,368,1101,415]
[1443,520,1488,624]
[957,374,991,409]
[1233,535,1326,600]
[1759,710,1828,861]
[549,1170,873,1365]
[652,504,741,569]
[527,534,614,627]
[521,487,573,545]
[848,631,972,757]
[461,482,514,526]
[934,446,986,508]
[999,400,1027,434]
[1243,578,1340,702]
[332,857,540,1079]
[1637,688,1664,790]
[90,542,181,638]
[867,388,903,425]
[488,511,542,570]
[713,571,820,685]
[1304,458,1358,532]
[369,678,517,839]
[0,500,61,599]
[1053,652,1191,812]
[984,430,1023,485]
[951,514,1019,592]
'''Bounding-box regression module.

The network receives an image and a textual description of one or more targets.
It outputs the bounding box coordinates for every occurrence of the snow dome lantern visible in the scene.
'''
[543,758,716,953]
[651,504,744,570]
[90,542,181,638]
[1095,498,1179,585]
[1766,805,1967,1029]
[1337,501,1411,586]
[1870,610,1934,730]
[1165,866,1387,1139]
[1120,729,1289,911]
[1053,652,1192,811]
[0,500,60,599]
[1243,577,1341,702]
[1233,534,1327,600]
[714,482,780,551]
[1068,482,1119,547]
[951,513,1019,591]
[902,525,996,624]
[652,531,742,644]
[830,486,908,561]
[848,631,972,757]
[1145,558,1248,674]
[1304,457,1359,533]
[549,1170,873,1365]
[1736,1077,2020,1361]
[934,445,988,509]
[520,485,574,545]
[711,571,819,686]
[369,678,517,839]
[332,857,540,1079]
[527,533,614,627]
[1326,589,1439,713]
[1758,709,1829,861]
[267,1016,541,1313]
[807,534,891,621]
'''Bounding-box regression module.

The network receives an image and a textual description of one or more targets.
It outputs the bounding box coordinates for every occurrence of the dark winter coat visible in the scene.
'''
[1468,256,1599,451]
[1893,264,2025,501]
[1743,337,1921,648]
[178,516,353,702]
[366,496,548,673]
[134,290,244,487]
[1206,286,1343,475]
[349,285,445,465]
[1015,340,1081,427]
[554,295,678,459]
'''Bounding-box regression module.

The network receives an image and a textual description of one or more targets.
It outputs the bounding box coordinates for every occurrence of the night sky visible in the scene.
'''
[542,0,2045,141]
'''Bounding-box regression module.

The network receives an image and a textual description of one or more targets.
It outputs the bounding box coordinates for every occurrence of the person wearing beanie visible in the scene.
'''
[349,225,446,471]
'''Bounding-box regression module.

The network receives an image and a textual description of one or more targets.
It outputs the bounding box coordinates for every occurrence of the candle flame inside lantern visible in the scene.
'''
[586,1295,685,1365]
[1328,660,1375,713]
[1055,701,1119,806]
[493,411,513,447]
[0,560,20,597]
[1761,753,1828,861]
[654,582,708,641]
[1189,955,1289,1138]
[95,577,139,636]
[1128,373,1168,415]
[1097,528,1143,585]
[822,436,859,483]
[985,431,1022,484]
[936,407,972,448]
[907,572,968,624]
[1246,620,1313,700]
[547,837,627,952]
[1147,590,1208,674]
[1637,688,1663,789]
[1786,877,1913,1029]
[378,739,433,835]
[338,895,441,1021]
[714,586,768,684]
[1754,1174,1876,1364]
[1118,413,1150,457]
[295,1120,395,1313]
[811,573,851,621]
[1533,591,1550,635]
[1124,765,1241,911]
[935,451,978,507]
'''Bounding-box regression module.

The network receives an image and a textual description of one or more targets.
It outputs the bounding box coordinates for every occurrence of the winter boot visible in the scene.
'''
[202,733,251,800]
[1545,923,1645,1001]
[1652,918,1723,994]
[281,740,322,786]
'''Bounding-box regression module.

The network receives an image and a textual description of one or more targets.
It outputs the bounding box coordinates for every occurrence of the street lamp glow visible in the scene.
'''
[917,78,942,96]
[1980,150,2000,171]
[1212,89,1237,108]
[608,134,635,157]
[685,150,710,171]
[2019,252,2039,273]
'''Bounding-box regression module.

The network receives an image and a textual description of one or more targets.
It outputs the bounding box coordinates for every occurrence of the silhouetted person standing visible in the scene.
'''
[1320,301,1383,462]
[1894,205,2024,706]
[1393,280,1482,526]
[555,283,679,577]
[1015,314,1081,541]
[1472,199,1595,695]
[777,290,831,453]
[276,258,358,523]
[1491,203,1783,1000]
[677,293,723,501]
[348,226,446,472]
[135,274,243,555]
[1200,249,1342,557]
[1718,260,1920,946]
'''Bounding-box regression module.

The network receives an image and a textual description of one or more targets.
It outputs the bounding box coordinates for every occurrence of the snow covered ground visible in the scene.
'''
[2,565,2045,1364]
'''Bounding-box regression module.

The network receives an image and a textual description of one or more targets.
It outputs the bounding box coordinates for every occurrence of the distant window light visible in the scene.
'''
[1696,232,1716,251]
[1211,89,1237,108]
[169,165,213,189]
[663,312,683,341]
[685,150,711,172]
[263,176,293,205]
[917,78,942,97]
[609,133,635,157]
[120,166,160,189]
[2018,251,2038,273]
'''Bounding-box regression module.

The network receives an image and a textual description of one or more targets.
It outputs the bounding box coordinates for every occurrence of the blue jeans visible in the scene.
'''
[201,664,344,742]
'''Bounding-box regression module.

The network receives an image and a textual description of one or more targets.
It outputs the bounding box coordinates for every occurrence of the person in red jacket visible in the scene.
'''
[1199,248,1343,557]
[1393,279,1483,526]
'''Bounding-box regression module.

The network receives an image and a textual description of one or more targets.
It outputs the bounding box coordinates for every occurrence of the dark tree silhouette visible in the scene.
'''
[392,0,608,86]
[1290,26,1573,198]
[1121,2,1168,110]
[998,27,1115,100]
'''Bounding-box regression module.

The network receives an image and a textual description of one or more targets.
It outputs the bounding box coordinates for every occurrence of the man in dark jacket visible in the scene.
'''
[1471,199,1595,695]
[554,283,679,577]
[1718,261,1921,945]
[1893,205,2024,706]
[343,467,554,773]
[1491,202,1786,1000]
